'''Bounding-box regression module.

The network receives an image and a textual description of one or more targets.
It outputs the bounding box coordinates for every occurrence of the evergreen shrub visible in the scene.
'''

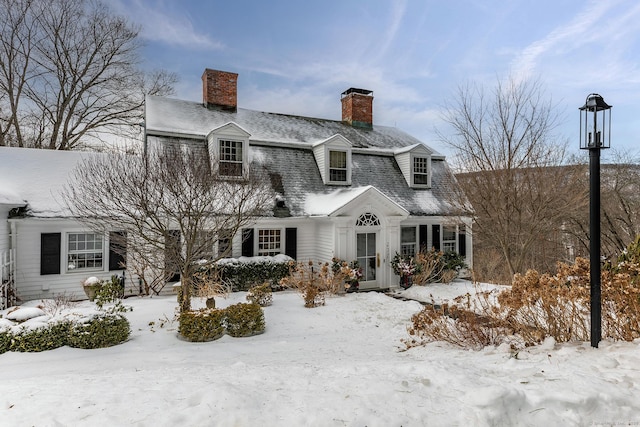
[214,258,292,291]
[68,314,130,349]
[179,308,225,342]
[0,330,11,354]
[224,303,265,337]
[10,321,70,352]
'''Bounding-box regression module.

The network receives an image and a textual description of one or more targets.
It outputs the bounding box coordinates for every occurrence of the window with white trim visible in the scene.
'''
[257,229,281,256]
[400,226,417,257]
[219,139,243,177]
[329,150,347,182]
[413,156,429,185]
[442,226,457,252]
[67,232,103,271]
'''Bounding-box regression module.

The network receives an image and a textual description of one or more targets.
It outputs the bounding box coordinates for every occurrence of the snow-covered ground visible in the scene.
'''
[1,281,639,426]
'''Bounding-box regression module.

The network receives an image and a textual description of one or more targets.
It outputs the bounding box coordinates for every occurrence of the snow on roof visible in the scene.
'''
[0,184,23,206]
[304,186,372,216]
[0,147,101,217]
[145,95,437,151]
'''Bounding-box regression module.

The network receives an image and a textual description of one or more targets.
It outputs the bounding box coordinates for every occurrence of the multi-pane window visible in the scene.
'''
[401,226,417,257]
[443,226,457,252]
[67,233,103,271]
[194,231,215,260]
[219,140,243,177]
[329,150,347,182]
[218,230,232,258]
[413,157,429,185]
[258,229,281,256]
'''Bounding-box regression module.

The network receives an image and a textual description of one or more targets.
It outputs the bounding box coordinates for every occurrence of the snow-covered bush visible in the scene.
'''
[0,284,132,352]
[214,255,292,291]
[407,239,640,351]
[178,308,225,342]
[10,321,71,352]
[246,282,273,307]
[67,314,130,349]
[224,303,265,337]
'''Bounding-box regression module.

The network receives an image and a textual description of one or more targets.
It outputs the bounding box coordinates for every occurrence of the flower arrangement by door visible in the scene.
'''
[391,253,419,289]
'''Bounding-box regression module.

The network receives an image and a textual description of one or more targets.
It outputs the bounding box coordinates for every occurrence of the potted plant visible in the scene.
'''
[391,253,418,289]
[343,260,362,293]
[82,276,103,301]
[331,258,362,293]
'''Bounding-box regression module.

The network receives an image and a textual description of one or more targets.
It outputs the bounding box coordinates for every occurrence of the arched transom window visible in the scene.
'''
[356,212,380,227]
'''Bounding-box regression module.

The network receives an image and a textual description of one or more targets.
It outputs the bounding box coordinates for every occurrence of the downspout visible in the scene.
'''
[9,218,18,280]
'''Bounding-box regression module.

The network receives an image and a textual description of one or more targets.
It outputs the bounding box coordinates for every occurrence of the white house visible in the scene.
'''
[0,67,472,304]
[144,69,472,291]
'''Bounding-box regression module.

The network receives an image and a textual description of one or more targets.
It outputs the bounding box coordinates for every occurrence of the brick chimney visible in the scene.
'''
[341,88,373,129]
[202,68,238,111]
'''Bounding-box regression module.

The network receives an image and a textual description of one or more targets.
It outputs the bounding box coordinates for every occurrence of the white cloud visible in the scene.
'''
[510,0,640,87]
[373,0,407,62]
[510,1,613,82]
[111,0,224,50]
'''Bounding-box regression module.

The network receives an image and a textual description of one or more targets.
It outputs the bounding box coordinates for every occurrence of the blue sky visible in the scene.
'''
[113,0,640,160]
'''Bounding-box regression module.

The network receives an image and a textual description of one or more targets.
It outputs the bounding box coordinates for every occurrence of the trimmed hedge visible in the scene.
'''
[68,314,130,349]
[0,330,11,354]
[0,314,131,353]
[178,302,266,341]
[179,308,225,342]
[215,258,292,291]
[10,322,70,352]
[225,303,265,337]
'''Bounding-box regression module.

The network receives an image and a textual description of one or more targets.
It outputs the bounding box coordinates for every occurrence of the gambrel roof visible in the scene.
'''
[145,95,444,153]
[144,91,464,218]
[248,144,457,217]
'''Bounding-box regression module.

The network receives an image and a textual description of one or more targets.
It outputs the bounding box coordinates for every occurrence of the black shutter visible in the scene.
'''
[419,225,428,253]
[285,228,297,259]
[41,233,61,275]
[109,231,127,271]
[432,225,441,251]
[458,229,466,257]
[241,228,254,257]
[164,230,181,282]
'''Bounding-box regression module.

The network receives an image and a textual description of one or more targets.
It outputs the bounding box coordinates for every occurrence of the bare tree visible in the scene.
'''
[62,145,274,312]
[0,0,176,150]
[562,151,640,259]
[441,77,587,282]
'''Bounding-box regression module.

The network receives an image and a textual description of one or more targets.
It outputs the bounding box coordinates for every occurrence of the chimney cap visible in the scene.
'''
[341,88,373,98]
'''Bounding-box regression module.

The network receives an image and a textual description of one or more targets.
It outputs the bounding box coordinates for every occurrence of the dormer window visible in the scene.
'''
[329,150,348,182]
[413,156,430,185]
[394,144,433,188]
[219,139,243,177]
[206,122,251,179]
[312,134,352,185]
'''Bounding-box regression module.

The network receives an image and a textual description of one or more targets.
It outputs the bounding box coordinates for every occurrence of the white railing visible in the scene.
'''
[1,249,16,310]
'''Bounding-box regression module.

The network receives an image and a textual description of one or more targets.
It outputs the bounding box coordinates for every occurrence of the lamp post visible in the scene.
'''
[579,93,612,348]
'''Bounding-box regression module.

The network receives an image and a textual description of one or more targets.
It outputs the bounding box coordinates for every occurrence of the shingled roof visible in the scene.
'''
[145,94,462,218]
[145,95,442,153]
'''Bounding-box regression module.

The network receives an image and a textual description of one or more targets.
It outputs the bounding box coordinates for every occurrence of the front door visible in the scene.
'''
[357,232,377,286]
